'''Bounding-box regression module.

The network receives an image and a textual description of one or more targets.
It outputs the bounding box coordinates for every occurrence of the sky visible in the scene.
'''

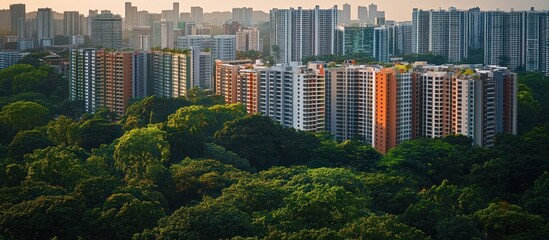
[1,0,548,21]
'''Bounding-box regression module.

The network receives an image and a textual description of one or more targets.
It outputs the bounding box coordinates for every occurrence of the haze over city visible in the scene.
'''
[1,0,547,21]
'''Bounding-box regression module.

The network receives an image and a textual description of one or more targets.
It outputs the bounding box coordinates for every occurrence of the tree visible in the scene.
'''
[340,215,429,240]
[474,202,544,240]
[0,195,85,240]
[87,191,166,240]
[76,119,122,150]
[120,96,190,131]
[25,146,90,190]
[520,172,549,219]
[170,159,246,204]
[137,199,255,240]
[8,130,53,161]
[113,127,170,182]
[0,101,50,131]
[46,115,79,146]
[379,138,461,187]
[215,115,283,170]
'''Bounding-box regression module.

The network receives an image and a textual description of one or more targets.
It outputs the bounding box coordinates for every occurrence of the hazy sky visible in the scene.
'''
[1,0,548,21]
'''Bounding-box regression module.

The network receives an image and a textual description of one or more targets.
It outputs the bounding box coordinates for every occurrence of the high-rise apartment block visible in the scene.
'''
[37,8,54,46]
[236,27,261,52]
[63,11,81,36]
[412,8,469,62]
[484,9,549,74]
[232,7,253,27]
[325,64,413,153]
[260,62,326,131]
[10,4,25,35]
[175,35,236,61]
[69,49,133,117]
[215,60,265,114]
[191,7,204,24]
[270,6,338,63]
[152,20,174,49]
[90,11,123,49]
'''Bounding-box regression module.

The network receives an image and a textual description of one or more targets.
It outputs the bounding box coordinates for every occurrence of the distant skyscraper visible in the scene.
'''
[152,20,174,49]
[189,47,213,89]
[236,27,261,52]
[129,26,151,50]
[63,11,81,36]
[468,7,485,49]
[90,11,123,49]
[270,6,338,63]
[191,7,203,24]
[212,35,237,61]
[173,2,180,24]
[125,2,138,30]
[394,21,413,55]
[357,6,368,23]
[342,3,351,24]
[37,8,54,46]
[0,10,10,33]
[368,4,377,24]
[412,8,468,62]
[10,4,25,34]
[223,20,241,35]
[152,50,188,98]
[335,26,374,56]
[412,8,430,54]
[233,7,253,27]
[374,27,389,62]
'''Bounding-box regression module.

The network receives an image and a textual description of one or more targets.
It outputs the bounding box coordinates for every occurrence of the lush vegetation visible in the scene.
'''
[1,63,549,240]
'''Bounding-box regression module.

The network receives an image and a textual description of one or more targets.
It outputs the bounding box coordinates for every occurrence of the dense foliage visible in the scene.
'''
[0,64,549,239]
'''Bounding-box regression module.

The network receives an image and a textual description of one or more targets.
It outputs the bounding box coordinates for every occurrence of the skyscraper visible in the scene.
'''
[468,7,485,49]
[191,7,204,24]
[357,6,368,23]
[236,27,261,52]
[90,11,123,49]
[128,26,151,50]
[63,11,81,36]
[412,8,468,62]
[37,8,54,46]
[212,35,237,61]
[152,20,174,49]
[368,3,378,24]
[335,26,374,56]
[270,6,338,63]
[152,50,188,98]
[189,47,213,89]
[374,26,389,62]
[10,4,25,34]
[173,2,180,24]
[260,62,326,132]
[342,3,351,24]
[412,8,430,54]
[394,21,413,55]
[125,2,138,30]
[451,67,517,146]
[233,7,253,27]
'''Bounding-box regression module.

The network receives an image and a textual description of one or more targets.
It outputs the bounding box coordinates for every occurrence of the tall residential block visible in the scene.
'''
[191,7,203,24]
[260,62,326,131]
[10,4,25,35]
[451,67,517,146]
[90,11,123,49]
[152,20,174,49]
[233,7,253,27]
[69,49,133,118]
[37,8,54,46]
[63,11,81,36]
[236,27,261,52]
[413,8,468,62]
[325,64,412,154]
[215,59,263,114]
[270,6,338,63]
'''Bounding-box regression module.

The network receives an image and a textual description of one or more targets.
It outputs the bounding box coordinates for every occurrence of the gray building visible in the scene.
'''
[90,11,123,49]
[37,8,54,46]
[270,5,338,63]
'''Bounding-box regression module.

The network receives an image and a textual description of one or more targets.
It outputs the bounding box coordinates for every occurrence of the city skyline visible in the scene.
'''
[1,0,547,21]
